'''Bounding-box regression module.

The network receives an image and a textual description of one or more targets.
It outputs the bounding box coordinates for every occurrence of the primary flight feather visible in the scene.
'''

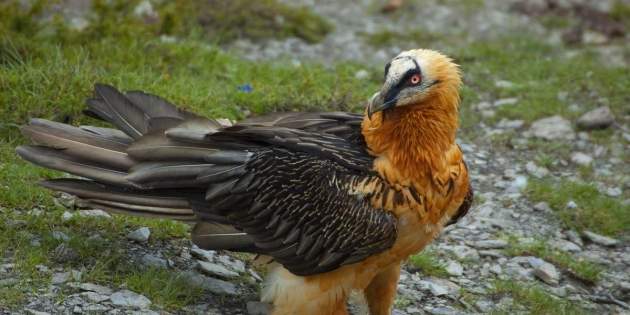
[17,49,472,315]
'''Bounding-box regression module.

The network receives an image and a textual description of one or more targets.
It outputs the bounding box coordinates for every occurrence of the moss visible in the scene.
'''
[527,178,630,236]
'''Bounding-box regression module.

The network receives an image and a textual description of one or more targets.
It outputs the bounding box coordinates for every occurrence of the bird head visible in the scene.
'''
[367,49,461,119]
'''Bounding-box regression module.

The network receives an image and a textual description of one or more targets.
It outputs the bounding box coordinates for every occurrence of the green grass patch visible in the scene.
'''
[125,267,204,309]
[527,178,630,236]
[362,29,439,48]
[504,237,604,284]
[490,280,587,315]
[408,250,448,277]
[196,0,333,43]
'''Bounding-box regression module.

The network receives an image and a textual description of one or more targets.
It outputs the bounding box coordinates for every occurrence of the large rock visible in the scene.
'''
[180,271,238,296]
[110,290,151,309]
[197,261,239,279]
[529,116,575,140]
[577,106,615,130]
[528,257,560,285]
[127,227,151,242]
[582,230,618,247]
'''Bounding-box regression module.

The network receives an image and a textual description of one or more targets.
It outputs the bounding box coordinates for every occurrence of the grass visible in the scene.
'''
[125,268,204,309]
[490,280,587,315]
[503,236,604,284]
[527,178,630,237]
[408,250,448,278]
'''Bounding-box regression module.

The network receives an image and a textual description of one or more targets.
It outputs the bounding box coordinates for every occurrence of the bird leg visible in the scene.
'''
[364,263,401,315]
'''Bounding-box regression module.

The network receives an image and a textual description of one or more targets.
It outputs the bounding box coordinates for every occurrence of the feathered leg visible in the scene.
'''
[364,263,401,315]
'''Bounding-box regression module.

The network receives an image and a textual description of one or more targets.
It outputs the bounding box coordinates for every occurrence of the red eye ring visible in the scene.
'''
[410,74,421,85]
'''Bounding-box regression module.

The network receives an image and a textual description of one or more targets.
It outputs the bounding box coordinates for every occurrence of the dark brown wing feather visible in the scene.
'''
[16,84,397,276]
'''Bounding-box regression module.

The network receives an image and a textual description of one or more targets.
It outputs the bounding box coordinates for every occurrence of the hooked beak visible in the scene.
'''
[367,91,395,119]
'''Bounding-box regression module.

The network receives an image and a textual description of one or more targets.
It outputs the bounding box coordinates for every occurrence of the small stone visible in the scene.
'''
[605,187,622,197]
[35,264,49,273]
[566,201,578,209]
[570,152,593,166]
[565,230,584,247]
[110,290,151,309]
[62,211,75,222]
[528,257,560,285]
[354,69,370,80]
[190,247,215,262]
[507,176,527,193]
[495,80,515,88]
[68,17,89,32]
[77,209,111,219]
[133,0,157,19]
[577,106,614,130]
[76,283,113,295]
[216,255,246,273]
[582,230,619,247]
[71,269,83,282]
[444,245,479,261]
[84,304,110,312]
[494,97,519,107]
[83,291,110,303]
[533,202,551,212]
[529,115,575,140]
[551,239,581,252]
[247,301,271,315]
[525,161,549,178]
[52,231,70,242]
[489,264,502,275]
[471,239,508,249]
[197,261,239,279]
[475,299,493,313]
[445,261,463,276]
[141,254,168,269]
[127,227,150,242]
[419,278,460,297]
[180,271,238,295]
[53,243,79,263]
[52,272,71,284]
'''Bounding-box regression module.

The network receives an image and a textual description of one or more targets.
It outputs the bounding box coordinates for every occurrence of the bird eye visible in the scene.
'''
[410,74,421,85]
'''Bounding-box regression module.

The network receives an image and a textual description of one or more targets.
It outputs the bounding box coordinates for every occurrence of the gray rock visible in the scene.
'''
[75,283,113,295]
[52,231,70,242]
[565,230,584,247]
[127,227,150,242]
[570,152,593,166]
[566,201,578,209]
[25,309,51,315]
[471,239,508,249]
[506,176,527,193]
[582,230,619,247]
[528,257,560,285]
[443,245,479,261]
[495,80,515,88]
[53,243,79,263]
[525,161,549,178]
[605,187,622,197]
[529,115,575,140]
[141,254,168,269]
[494,97,519,107]
[110,290,151,309]
[551,239,581,252]
[52,272,71,284]
[354,69,370,80]
[247,301,271,315]
[577,106,615,130]
[533,202,551,212]
[216,255,246,273]
[180,271,238,296]
[445,260,463,276]
[77,209,111,219]
[419,278,460,297]
[424,306,460,315]
[82,291,110,303]
[129,310,159,315]
[190,247,215,262]
[84,304,110,312]
[197,261,239,279]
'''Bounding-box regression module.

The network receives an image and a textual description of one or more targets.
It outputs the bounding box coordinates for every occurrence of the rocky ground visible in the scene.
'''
[1,0,629,314]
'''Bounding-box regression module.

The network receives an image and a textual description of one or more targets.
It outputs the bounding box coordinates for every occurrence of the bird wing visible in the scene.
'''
[17,84,397,276]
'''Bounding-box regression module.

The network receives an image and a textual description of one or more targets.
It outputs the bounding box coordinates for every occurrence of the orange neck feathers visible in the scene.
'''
[362,81,460,180]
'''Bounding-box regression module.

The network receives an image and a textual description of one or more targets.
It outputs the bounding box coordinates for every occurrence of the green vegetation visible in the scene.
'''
[408,250,448,277]
[362,29,439,48]
[527,179,630,236]
[490,280,587,315]
[126,268,204,309]
[196,0,333,43]
[504,236,604,283]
